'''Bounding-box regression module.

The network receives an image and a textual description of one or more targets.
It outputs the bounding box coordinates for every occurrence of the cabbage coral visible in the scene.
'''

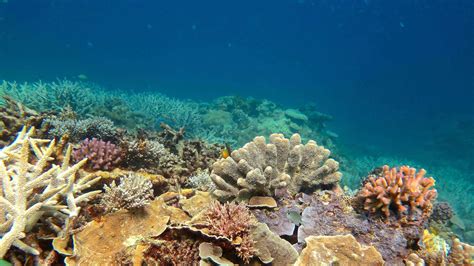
[358,165,437,223]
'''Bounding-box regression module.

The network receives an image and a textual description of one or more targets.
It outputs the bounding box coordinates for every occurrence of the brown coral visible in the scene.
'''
[202,201,257,262]
[211,133,342,201]
[357,165,437,223]
[448,238,474,265]
[0,96,47,147]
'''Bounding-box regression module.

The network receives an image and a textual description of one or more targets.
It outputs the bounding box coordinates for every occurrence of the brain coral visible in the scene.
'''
[210,133,341,201]
[357,165,437,223]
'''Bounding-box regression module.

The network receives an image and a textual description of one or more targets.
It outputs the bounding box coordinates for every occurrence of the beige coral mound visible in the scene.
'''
[0,127,101,258]
[210,133,341,201]
[295,234,385,266]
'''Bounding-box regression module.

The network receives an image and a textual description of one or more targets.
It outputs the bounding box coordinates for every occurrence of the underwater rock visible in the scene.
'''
[210,133,341,201]
[295,234,384,266]
[284,108,308,122]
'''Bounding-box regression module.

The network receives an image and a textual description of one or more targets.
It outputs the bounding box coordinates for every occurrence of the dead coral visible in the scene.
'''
[100,173,154,212]
[357,165,437,224]
[143,231,201,266]
[211,133,342,201]
[0,96,48,147]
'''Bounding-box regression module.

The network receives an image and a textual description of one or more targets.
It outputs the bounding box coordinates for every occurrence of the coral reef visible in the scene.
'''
[0,127,101,258]
[448,238,474,265]
[356,165,437,224]
[211,133,341,201]
[201,201,257,262]
[295,234,385,265]
[187,169,216,192]
[100,173,154,212]
[72,138,123,170]
[431,202,454,225]
[0,96,48,147]
[45,116,118,142]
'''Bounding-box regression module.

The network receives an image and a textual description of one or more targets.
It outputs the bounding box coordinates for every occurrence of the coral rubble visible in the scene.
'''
[211,133,342,201]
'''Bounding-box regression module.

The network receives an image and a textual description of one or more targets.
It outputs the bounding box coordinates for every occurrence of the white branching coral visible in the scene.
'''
[100,173,154,212]
[0,127,101,258]
[211,133,342,201]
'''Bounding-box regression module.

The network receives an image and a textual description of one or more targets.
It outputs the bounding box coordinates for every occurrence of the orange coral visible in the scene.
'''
[358,165,437,223]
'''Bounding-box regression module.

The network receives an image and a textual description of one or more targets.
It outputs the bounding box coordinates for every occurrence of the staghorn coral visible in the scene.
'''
[45,116,118,142]
[0,127,101,258]
[357,165,437,223]
[210,133,341,201]
[100,173,154,212]
[72,138,123,170]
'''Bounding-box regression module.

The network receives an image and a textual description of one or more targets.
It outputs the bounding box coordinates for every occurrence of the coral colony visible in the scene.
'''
[0,80,473,265]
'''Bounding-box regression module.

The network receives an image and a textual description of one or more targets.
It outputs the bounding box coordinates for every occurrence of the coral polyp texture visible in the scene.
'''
[202,201,257,262]
[357,165,437,223]
[0,127,101,258]
[100,173,154,212]
[72,138,122,170]
[210,133,342,201]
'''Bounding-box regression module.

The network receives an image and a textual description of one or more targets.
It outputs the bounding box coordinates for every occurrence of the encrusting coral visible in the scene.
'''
[0,127,101,258]
[357,165,437,224]
[210,133,342,201]
[100,173,154,212]
[72,138,123,170]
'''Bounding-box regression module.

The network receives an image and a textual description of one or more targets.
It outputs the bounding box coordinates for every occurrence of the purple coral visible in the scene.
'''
[73,138,122,170]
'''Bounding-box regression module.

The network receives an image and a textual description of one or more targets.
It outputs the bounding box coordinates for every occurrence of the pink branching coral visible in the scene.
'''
[203,201,257,263]
[73,138,123,170]
[358,165,437,223]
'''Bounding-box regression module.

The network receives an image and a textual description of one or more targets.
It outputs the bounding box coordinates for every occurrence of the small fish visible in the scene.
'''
[287,210,302,225]
[77,74,88,80]
[221,143,232,159]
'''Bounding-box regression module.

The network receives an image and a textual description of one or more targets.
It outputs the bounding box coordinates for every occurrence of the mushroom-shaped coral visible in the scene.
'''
[357,165,437,223]
[72,138,122,170]
[210,133,342,201]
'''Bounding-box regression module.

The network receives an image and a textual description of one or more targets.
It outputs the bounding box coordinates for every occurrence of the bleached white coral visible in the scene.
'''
[0,127,101,258]
[100,173,154,212]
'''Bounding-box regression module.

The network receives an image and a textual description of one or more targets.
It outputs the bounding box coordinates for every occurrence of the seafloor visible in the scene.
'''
[0,79,472,265]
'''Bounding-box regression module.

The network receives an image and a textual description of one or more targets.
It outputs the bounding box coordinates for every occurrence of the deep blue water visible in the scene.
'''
[0,0,473,168]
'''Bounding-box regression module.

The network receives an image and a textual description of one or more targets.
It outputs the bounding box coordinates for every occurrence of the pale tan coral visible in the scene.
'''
[210,133,341,201]
[448,238,474,265]
[295,234,385,266]
[405,253,425,266]
[0,127,101,258]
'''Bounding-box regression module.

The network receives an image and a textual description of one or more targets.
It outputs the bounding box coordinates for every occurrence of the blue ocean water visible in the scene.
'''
[0,1,473,173]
